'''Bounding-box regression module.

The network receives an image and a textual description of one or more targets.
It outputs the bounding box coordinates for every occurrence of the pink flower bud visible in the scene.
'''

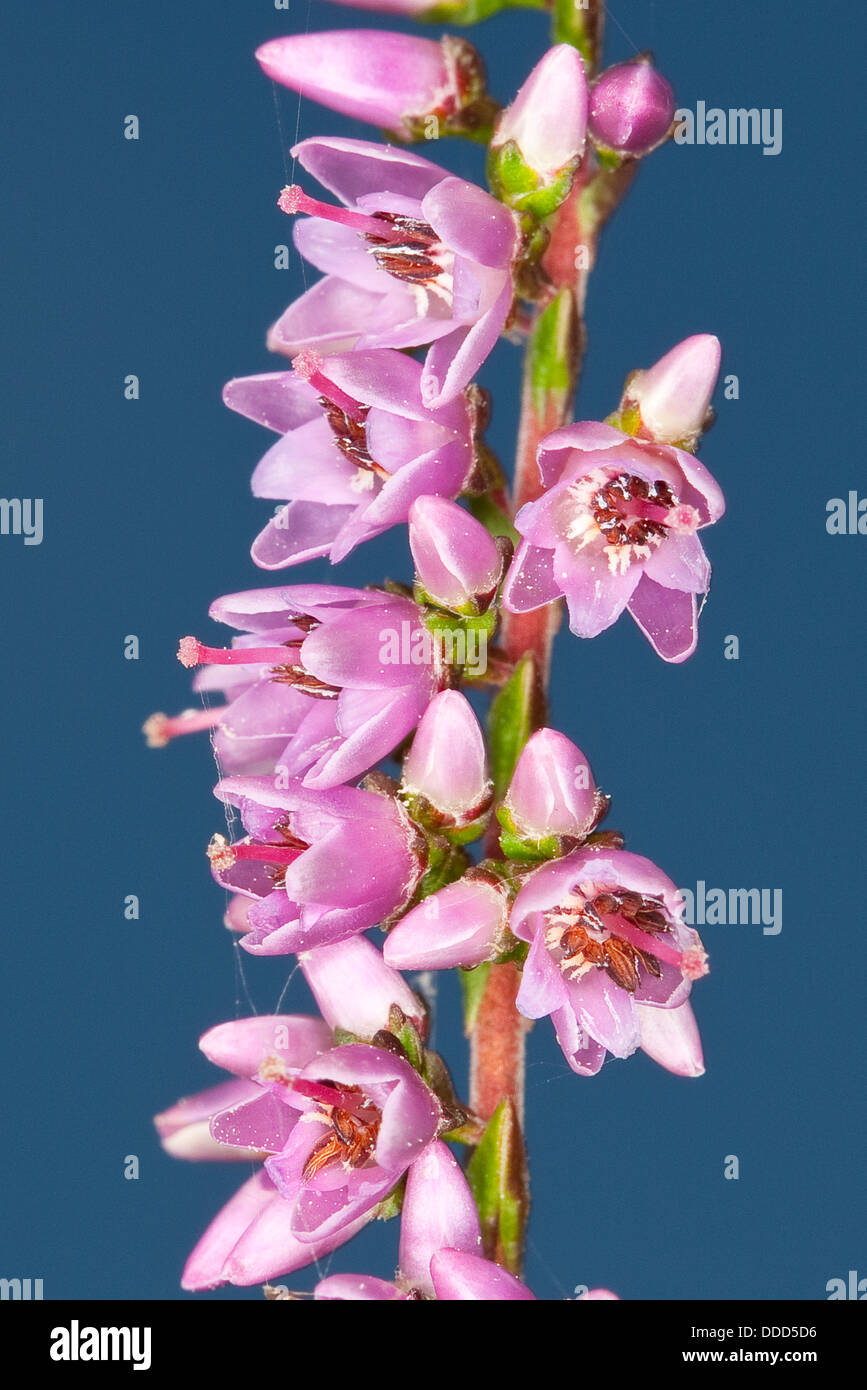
[384,876,508,971]
[504,729,601,840]
[624,334,721,447]
[492,45,588,180]
[401,691,491,825]
[256,31,485,142]
[299,935,425,1039]
[409,496,504,614]
[637,1000,705,1077]
[589,56,675,156]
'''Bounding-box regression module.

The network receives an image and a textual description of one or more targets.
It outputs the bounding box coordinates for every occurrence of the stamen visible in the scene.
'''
[142,707,224,747]
[278,184,405,243]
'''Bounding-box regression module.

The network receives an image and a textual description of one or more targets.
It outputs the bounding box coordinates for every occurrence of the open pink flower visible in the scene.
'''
[179,583,446,789]
[270,137,519,407]
[223,350,477,570]
[502,422,724,662]
[210,775,424,954]
[510,847,708,1075]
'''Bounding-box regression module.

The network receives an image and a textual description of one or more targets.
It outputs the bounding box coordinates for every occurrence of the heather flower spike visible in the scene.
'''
[588,55,676,159]
[256,31,498,142]
[156,0,728,1302]
[489,45,589,217]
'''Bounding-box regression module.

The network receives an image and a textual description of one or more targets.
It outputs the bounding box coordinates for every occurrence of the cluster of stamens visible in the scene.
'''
[565,468,700,576]
[365,213,450,295]
[546,888,673,993]
[298,1083,381,1182]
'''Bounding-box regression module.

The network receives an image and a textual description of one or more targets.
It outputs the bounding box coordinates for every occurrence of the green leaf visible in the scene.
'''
[387,1005,425,1074]
[459,962,492,1035]
[486,654,543,798]
[466,1099,529,1274]
[467,494,520,547]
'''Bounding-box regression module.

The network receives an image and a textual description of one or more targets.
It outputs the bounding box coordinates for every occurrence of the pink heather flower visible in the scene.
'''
[492,44,588,182]
[502,421,725,662]
[258,1044,442,1243]
[155,1014,334,1161]
[408,495,507,614]
[223,350,476,570]
[510,847,708,1075]
[588,56,675,157]
[503,727,607,843]
[314,1140,482,1300]
[620,334,722,450]
[299,934,426,1038]
[210,775,424,955]
[384,871,511,971]
[429,1249,536,1301]
[400,690,492,828]
[256,31,488,142]
[270,137,519,407]
[179,584,444,790]
[636,998,705,1077]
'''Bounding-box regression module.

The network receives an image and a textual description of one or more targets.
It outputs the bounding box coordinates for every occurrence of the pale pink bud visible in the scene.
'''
[492,45,588,180]
[625,334,721,447]
[637,1000,705,1077]
[504,729,601,840]
[401,691,491,824]
[384,876,509,971]
[409,496,505,614]
[589,56,675,156]
[256,31,481,141]
[299,935,424,1038]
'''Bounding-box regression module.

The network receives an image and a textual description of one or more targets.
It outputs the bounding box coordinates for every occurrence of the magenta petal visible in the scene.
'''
[421,278,512,407]
[222,372,321,433]
[537,422,625,488]
[557,542,643,639]
[302,686,427,790]
[155,1079,263,1161]
[198,1015,332,1077]
[314,1274,406,1301]
[251,500,356,569]
[567,968,640,1059]
[501,541,562,613]
[515,923,570,1019]
[551,1004,606,1076]
[643,531,710,593]
[398,1142,483,1297]
[210,1089,298,1153]
[422,177,517,268]
[292,135,448,207]
[182,1171,276,1291]
[300,598,422,688]
[221,1177,370,1287]
[430,1249,536,1301]
[627,574,699,663]
[638,999,705,1077]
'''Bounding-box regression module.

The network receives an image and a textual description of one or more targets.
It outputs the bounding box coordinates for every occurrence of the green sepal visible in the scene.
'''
[411,837,472,906]
[488,140,577,220]
[459,961,492,1035]
[466,1099,530,1274]
[332,1027,363,1047]
[486,654,544,798]
[467,494,520,547]
[386,1005,425,1074]
[496,804,572,863]
[372,1177,406,1223]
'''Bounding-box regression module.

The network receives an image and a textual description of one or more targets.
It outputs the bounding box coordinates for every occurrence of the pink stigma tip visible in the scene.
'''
[177,636,201,668]
[278,184,303,215]
[682,945,709,980]
[292,349,323,382]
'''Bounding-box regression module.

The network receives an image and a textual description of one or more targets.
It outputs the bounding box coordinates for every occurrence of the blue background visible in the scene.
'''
[1,0,864,1300]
